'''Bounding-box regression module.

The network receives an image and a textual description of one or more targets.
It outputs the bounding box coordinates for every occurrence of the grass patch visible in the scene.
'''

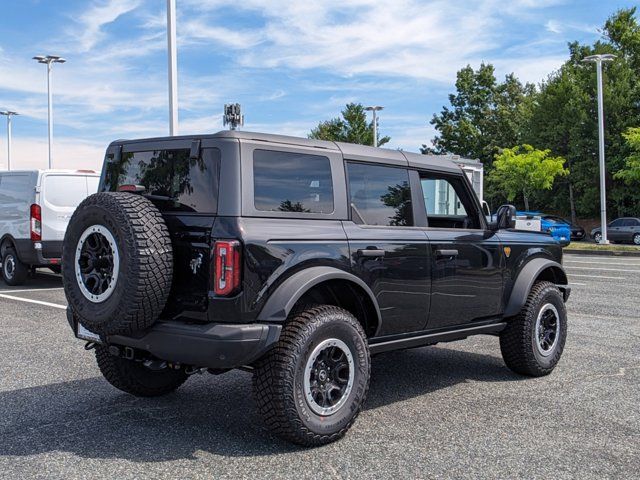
[565,242,640,252]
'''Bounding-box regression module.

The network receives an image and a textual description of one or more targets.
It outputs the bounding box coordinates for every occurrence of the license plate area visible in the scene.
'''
[77,323,102,343]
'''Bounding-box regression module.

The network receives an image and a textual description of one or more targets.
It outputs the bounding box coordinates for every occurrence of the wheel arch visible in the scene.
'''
[0,234,17,257]
[504,258,568,318]
[256,266,382,337]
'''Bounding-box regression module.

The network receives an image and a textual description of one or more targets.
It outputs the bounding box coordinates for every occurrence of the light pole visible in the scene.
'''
[167,0,178,136]
[582,53,616,245]
[0,111,18,171]
[33,55,66,169]
[365,106,383,147]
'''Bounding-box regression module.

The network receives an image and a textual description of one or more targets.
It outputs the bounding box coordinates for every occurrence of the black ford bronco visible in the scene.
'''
[62,131,570,446]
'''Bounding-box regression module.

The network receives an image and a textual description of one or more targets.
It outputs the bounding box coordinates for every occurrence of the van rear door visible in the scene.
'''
[40,173,98,258]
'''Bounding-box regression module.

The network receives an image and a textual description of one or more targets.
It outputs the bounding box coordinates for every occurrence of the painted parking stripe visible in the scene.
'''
[569,273,626,280]
[565,266,640,273]
[564,260,640,266]
[0,287,64,294]
[0,293,67,310]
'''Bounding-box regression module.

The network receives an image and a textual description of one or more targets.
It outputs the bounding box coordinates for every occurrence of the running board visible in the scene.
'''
[369,322,507,355]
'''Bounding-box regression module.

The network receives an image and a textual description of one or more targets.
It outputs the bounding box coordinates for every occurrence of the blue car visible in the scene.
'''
[517,211,571,245]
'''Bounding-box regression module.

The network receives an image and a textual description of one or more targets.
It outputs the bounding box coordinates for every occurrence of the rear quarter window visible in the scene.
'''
[103,147,220,213]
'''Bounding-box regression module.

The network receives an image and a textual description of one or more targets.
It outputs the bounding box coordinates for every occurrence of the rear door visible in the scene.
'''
[343,161,430,336]
[417,171,503,329]
[608,219,625,241]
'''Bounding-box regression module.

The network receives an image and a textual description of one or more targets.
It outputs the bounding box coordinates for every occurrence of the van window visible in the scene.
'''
[347,163,413,226]
[253,150,334,214]
[43,176,91,208]
[0,174,31,203]
[103,148,220,213]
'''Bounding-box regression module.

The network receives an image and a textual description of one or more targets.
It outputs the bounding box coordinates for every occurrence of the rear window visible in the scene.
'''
[103,148,220,213]
[0,174,31,203]
[253,150,334,214]
[44,175,92,208]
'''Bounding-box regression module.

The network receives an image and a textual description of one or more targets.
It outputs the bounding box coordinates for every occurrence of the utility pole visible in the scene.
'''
[365,106,383,147]
[582,53,616,245]
[167,0,179,136]
[0,111,18,171]
[33,55,66,169]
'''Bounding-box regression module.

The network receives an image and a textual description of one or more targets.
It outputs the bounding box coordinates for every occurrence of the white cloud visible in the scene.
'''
[72,0,143,52]
[0,137,105,171]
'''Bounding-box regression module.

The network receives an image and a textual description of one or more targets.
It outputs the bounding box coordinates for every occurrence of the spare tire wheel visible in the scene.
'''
[62,192,173,336]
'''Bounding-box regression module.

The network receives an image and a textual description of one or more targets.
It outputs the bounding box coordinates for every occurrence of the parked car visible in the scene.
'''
[542,215,586,241]
[591,217,640,245]
[63,131,570,446]
[0,169,99,285]
[517,211,571,245]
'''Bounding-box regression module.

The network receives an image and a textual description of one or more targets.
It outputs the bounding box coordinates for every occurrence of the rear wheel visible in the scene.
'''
[1,247,28,286]
[253,305,370,446]
[500,281,567,377]
[633,233,640,246]
[95,345,188,397]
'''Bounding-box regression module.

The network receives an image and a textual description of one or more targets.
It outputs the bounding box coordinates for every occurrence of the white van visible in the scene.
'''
[0,170,100,285]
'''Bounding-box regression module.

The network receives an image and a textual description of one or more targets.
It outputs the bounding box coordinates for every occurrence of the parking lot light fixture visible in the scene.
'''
[33,55,66,169]
[365,106,384,147]
[582,53,616,245]
[0,111,18,171]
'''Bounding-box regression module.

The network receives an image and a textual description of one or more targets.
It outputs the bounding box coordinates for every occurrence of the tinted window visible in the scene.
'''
[253,150,334,214]
[103,148,220,213]
[0,174,31,203]
[623,218,639,227]
[347,163,412,226]
[610,219,624,227]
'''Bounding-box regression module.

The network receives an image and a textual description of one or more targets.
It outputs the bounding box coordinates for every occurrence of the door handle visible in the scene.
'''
[357,248,386,258]
[436,249,459,257]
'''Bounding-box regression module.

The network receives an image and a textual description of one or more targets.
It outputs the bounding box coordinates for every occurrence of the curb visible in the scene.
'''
[564,248,640,257]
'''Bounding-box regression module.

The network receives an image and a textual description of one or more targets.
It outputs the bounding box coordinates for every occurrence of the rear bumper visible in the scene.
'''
[12,239,61,266]
[67,308,281,369]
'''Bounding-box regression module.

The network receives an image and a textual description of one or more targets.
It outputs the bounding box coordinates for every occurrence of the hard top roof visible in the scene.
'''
[111,130,463,174]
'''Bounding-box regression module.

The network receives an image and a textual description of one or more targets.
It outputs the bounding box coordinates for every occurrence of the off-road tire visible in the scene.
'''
[62,192,173,336]
[95,345,188,397]
[1,247,28,286]
[253,305,370,446]
[500,281,567,377]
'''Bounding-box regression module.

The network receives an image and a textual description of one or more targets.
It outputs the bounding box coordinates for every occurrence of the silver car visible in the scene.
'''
[591,217,640,245]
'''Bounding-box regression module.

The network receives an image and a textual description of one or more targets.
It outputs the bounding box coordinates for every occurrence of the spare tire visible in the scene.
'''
[62,192,173,336]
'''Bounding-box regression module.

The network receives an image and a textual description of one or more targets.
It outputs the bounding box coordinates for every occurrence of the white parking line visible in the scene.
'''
[569,274,627,280]
[0,293,67,310]
[569,282,586,286]
[0,287,64,294]
[565,260,640,266]
[565,266,640,273]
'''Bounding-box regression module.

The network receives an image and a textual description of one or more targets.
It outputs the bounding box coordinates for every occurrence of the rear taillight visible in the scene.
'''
[213,240,241,296]
[30,204,42,241]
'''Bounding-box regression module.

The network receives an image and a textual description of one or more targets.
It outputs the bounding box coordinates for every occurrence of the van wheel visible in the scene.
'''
[500,281,567,377]
[253,306,370,446]
[95,345,188,397]
[1,247,28,286]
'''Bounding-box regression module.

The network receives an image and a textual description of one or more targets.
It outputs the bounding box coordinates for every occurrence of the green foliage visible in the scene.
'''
[488,145,568,210]
[614,127,640,183]
[310,103,390,147]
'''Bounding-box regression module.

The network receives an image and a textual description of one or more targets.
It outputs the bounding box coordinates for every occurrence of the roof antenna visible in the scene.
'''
[223,103,244,130]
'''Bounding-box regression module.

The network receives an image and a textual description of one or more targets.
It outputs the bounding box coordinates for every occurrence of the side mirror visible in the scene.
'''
[490,204,516,231]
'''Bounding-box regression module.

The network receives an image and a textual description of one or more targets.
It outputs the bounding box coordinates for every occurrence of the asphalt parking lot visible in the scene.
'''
[0,254,638,479]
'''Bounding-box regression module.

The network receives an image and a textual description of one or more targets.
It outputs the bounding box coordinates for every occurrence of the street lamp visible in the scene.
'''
[33,55,66,169]
[167,0,178,136]
[582,53,616,245]
[365,106,383,147]
[0,111,18,171]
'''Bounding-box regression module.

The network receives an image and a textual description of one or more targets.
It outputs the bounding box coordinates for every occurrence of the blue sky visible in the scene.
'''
[0,0,632,170]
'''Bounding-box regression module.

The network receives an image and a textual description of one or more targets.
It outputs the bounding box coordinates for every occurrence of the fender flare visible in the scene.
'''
[504,258,568,317]
[257,266,382,328]
[0,234,16,257]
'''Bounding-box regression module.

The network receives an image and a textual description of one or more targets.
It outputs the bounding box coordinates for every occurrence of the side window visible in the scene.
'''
[103,148,220,213]
[610,219,624,227]
[420,174,480,229]
[253,150,334,214]
[347,162,413,226]
[0,175,30,203]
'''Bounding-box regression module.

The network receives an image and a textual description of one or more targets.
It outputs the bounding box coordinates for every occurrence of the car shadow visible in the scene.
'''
[0,345,522,461]
[0,269,62,291]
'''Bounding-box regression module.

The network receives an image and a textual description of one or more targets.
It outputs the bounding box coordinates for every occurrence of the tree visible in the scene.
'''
[614,127,640,183]
[488,145,568,211]
[310,103,390,147]
[425,64,534,167]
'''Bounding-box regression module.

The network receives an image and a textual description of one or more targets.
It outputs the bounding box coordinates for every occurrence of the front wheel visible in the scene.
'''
[253,305,370,446]
[633,233,640,246]
[500,281,567,377]
[95,345,189,397]
[593,232,602,243]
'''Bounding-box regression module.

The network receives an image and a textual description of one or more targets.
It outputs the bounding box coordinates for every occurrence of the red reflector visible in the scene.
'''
[213,240,241,296]
[30,204,42,242]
